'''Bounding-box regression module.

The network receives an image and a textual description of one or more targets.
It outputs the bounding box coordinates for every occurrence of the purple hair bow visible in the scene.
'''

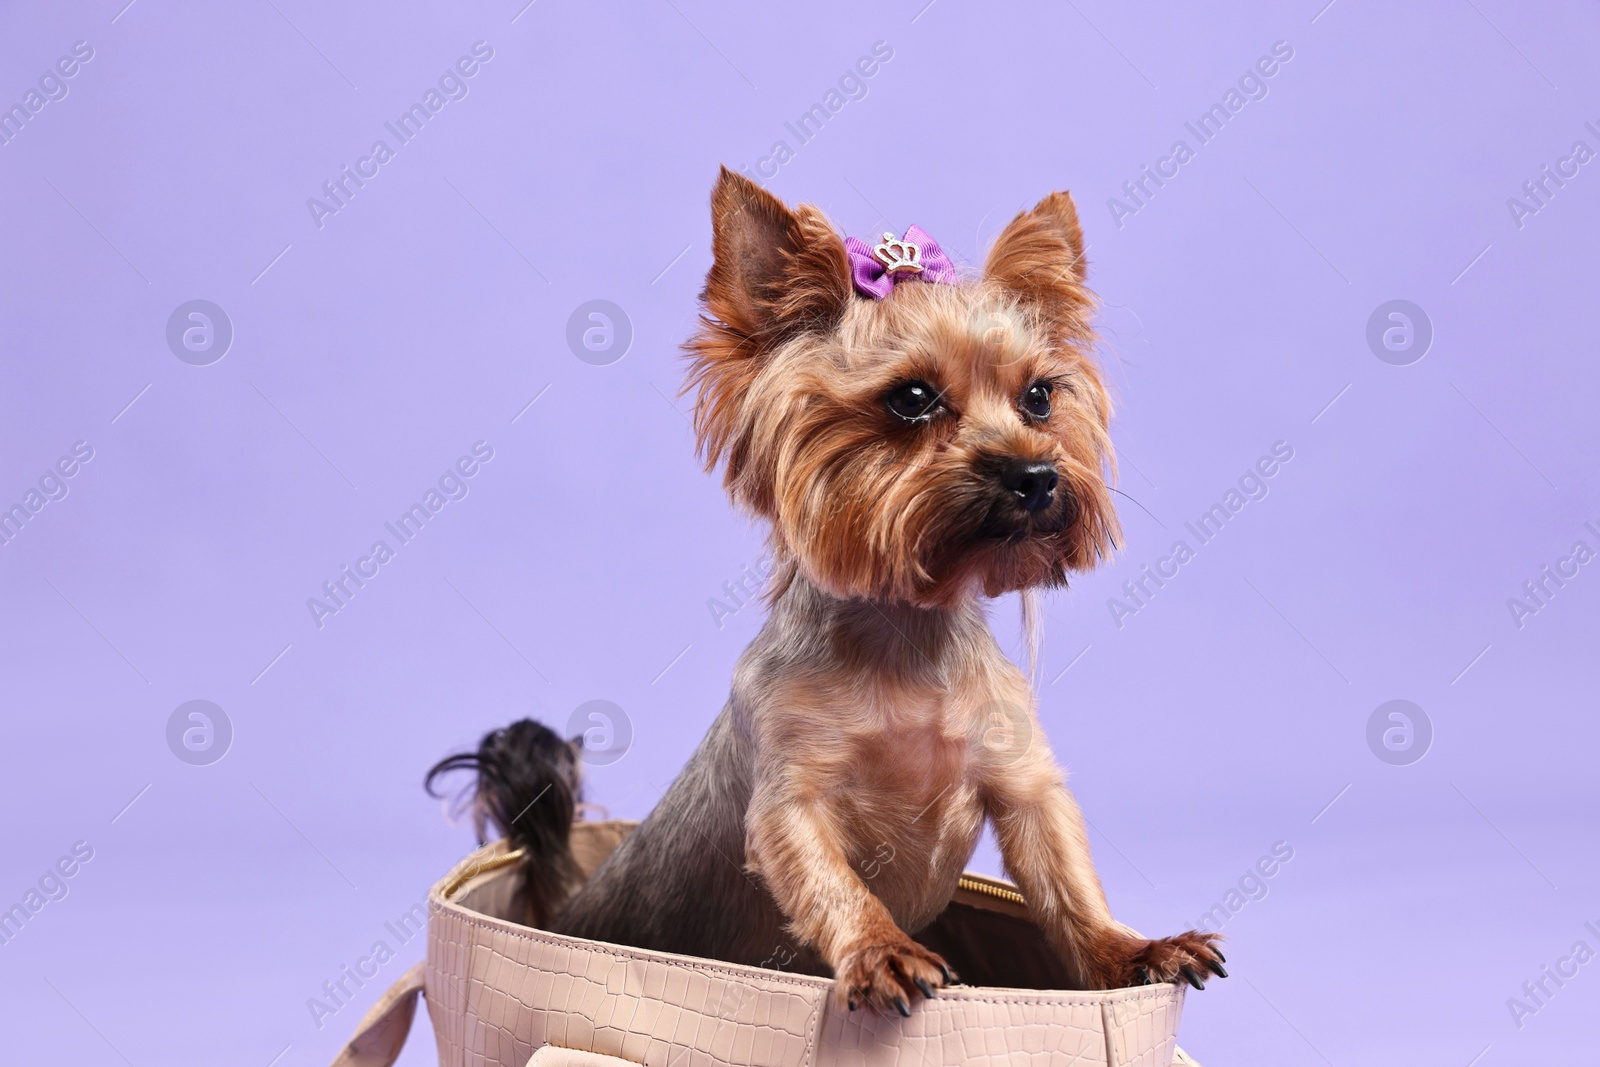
[844,225,958,300]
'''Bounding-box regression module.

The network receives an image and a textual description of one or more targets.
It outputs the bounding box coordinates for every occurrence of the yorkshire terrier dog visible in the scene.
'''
[432,169,1225,1015]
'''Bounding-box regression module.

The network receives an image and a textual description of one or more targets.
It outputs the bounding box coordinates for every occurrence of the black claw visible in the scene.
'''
[848,998,857,1012]
[915,977,935,999]
[939,963,954,984]
[1213,949,1226,964]
[894,996,912,1018]
[1179,965,1205,990]
[1210,961,1228,979]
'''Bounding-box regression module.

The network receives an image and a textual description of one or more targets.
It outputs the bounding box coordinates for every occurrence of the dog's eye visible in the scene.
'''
[885,381,942,422]
[1021,381,1053,420]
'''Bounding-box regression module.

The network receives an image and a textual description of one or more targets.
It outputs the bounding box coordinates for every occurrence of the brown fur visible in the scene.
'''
[551,169,1223,1012]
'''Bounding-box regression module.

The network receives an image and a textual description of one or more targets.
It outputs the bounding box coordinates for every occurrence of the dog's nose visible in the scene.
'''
[999,459,1058,513]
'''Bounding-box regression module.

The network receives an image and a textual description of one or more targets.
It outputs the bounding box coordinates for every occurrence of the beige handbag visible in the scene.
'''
[331,822,1202,1067]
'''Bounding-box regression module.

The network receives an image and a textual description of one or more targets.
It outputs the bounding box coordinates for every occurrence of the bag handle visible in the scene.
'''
[326,968,644,1067]
[328,961,426,1067]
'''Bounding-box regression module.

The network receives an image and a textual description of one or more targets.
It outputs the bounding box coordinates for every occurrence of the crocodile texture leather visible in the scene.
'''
[410,837,1192,1067]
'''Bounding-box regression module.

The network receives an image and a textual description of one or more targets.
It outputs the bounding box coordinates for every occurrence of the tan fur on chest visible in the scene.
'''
[737,590,1026,934]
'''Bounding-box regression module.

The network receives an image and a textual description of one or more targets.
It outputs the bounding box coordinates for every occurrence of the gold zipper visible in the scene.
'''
[447,849,1026,909]
[442,847,527,899]
[957,873,1027,906]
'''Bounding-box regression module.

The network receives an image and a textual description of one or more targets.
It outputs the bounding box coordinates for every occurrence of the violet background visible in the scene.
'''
[2,0,1597,1063]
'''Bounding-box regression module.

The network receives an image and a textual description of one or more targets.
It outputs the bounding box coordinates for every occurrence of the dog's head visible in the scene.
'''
[686,168,1119,607]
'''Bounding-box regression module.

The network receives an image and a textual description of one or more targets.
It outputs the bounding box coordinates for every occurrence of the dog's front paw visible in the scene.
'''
[1111,930,1226,990]
[835,937,954,1016]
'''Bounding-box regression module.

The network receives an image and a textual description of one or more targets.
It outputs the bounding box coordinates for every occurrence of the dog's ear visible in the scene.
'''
[983,191,1093,342]
[702,166,851,345]
[689,167,850,474]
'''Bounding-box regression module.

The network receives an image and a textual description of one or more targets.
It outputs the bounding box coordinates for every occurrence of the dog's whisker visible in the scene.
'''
[1106,484,1163,530]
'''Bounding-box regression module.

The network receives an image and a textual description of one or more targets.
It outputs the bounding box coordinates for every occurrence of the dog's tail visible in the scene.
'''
[426,719,583,927]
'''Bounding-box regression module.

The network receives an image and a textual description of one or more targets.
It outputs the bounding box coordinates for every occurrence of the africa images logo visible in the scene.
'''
[306,442,495,629]
[1106,40,1295,229]
[0,40,94,148]
[305,42,495,230]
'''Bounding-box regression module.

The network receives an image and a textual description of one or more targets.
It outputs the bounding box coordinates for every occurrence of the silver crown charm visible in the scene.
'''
[872,232,924,276]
